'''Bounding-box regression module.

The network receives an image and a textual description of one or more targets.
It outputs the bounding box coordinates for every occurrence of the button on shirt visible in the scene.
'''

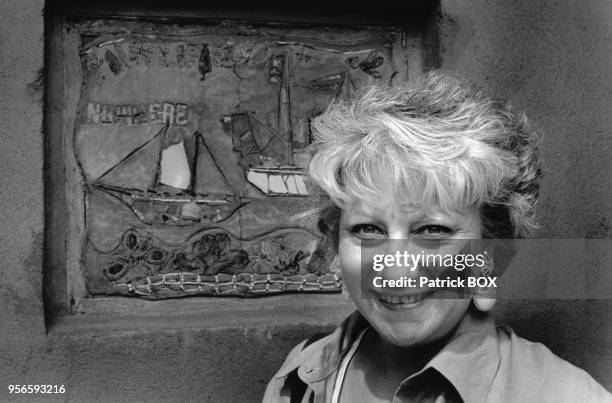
[263,310,612,403]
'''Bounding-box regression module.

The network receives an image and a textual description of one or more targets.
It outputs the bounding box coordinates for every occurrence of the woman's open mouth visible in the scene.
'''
[376,292,434,310]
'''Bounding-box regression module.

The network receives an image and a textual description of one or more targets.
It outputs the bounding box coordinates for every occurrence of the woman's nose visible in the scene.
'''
[378,239,428,280]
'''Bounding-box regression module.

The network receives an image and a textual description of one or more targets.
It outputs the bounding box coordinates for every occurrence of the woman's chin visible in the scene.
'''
[370,315,440,348]
[356,291,471,347]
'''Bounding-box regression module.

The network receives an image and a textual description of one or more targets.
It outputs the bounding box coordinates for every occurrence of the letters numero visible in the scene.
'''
[8,384,65,394]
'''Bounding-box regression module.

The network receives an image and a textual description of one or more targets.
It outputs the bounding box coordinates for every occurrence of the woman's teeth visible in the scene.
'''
[378,294,426,305]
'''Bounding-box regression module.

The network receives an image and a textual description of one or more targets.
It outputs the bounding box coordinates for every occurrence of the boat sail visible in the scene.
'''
[93,124,242,226]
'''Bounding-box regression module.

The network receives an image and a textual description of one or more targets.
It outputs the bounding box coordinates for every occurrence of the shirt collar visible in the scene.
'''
[274,310,368,382]
[425,309,501,403]
[274,308,501,403]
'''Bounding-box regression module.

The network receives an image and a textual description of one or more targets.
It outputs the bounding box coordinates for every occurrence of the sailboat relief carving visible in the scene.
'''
[224,53,311,197]
[93,125,243,226]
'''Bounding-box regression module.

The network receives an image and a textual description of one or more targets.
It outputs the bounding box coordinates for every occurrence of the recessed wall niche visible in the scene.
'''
[48,11,426,309]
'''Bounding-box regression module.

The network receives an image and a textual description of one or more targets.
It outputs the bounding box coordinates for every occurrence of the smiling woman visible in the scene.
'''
[263,72,612,403]
[337,200,482,349]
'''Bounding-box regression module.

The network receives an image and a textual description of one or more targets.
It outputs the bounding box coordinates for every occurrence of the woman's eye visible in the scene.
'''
[350,224,386,239]
[414,225,453,237]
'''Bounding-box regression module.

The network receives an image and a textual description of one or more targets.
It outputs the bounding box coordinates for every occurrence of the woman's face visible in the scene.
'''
[338,198,483,347]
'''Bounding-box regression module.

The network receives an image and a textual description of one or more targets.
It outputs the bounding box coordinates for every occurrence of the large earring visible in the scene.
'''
[474,295,496,312]
[473,248,496,312]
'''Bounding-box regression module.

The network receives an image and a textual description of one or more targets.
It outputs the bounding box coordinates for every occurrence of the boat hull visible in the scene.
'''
[246,167,308,196]
[95,184,244,226]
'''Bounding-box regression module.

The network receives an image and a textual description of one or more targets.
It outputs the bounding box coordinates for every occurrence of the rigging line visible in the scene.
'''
[195,132,237,194]
[247,112,288,145]
[244,113,259,149]
[95,122,169,183]
[259,134,281,155]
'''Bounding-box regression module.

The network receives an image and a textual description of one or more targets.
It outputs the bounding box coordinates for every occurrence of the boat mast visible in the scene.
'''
[279,52,293,166]
[189,132,200,195]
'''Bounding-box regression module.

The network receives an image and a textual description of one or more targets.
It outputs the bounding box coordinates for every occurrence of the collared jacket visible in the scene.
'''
[263,310,611,403]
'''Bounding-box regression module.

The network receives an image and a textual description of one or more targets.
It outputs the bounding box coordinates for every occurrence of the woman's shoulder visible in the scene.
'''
[491,325,612,402]
[263,312,367,403]
[262,331,339,403]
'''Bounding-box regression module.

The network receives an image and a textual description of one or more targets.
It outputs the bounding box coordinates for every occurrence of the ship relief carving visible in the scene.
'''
[73,21,402,298]
[92,126,243,226]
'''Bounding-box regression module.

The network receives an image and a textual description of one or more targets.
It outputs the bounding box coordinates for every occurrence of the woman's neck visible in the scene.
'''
[360,329,451,379]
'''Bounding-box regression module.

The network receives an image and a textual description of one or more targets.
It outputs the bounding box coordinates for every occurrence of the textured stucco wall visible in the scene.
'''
[0,0,47,387]
[2,320,336,402]
[440,0,612,390]
[0,1,610,402]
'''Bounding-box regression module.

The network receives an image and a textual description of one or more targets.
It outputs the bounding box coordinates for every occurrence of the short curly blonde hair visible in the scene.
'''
[308,71,542,239]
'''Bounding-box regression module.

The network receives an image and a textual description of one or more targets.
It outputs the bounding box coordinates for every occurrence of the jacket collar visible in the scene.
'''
[274,309,500,403]
[274,310,368,382]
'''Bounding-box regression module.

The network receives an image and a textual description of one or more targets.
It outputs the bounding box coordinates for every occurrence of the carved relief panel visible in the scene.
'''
[67,19,410,299]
